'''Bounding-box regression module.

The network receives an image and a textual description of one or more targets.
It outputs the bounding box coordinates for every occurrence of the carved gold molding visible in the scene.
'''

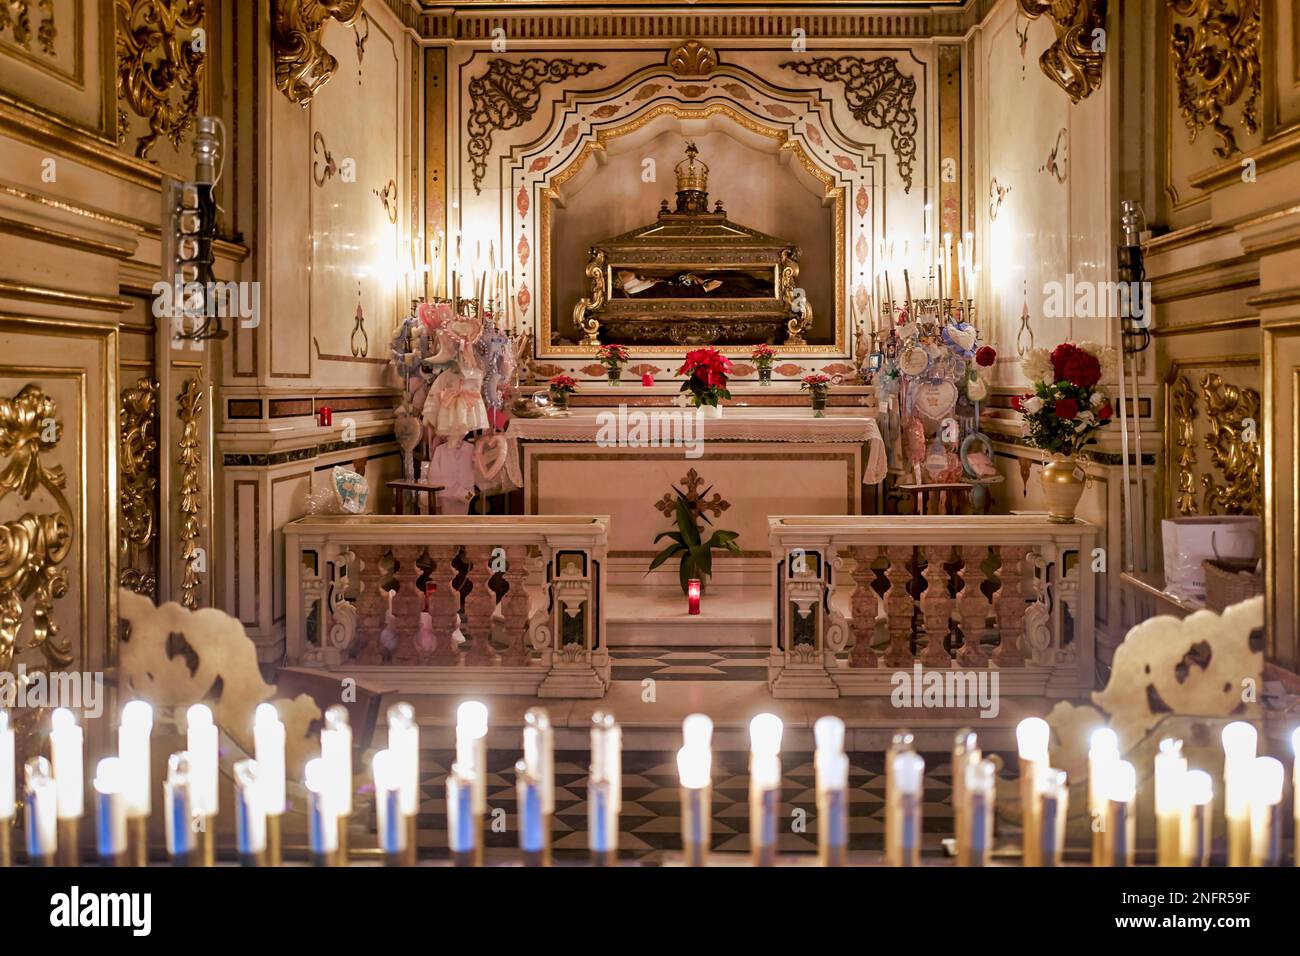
[1170,374,1198,515]
[1169,0,1260,158]
[1016,0,1106,104]
[1200,372,1261,515]
[667,39,717,76]
[177,375,203,609]
[272,0,365,107]
[114,0,208,160]
[0,383,74,673]
[0,0,56,57]
[119,376,159,597]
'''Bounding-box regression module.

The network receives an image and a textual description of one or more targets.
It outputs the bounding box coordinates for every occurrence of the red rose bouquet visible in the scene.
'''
[677,347,733,407]
[1017,341,1117,457]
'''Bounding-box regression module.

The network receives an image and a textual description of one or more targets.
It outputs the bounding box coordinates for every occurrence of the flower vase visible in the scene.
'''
[607,368,621,385]
[810,390,827,417]
[550,388,569,411]
[758,367,772,386]
[1040,455,1085,523]
[701,403,723,419]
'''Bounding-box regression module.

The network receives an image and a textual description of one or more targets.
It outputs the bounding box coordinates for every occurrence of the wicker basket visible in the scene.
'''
[1202,558,1263,613]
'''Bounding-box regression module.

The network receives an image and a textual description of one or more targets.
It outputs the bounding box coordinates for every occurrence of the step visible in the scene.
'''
[605,584,771,647]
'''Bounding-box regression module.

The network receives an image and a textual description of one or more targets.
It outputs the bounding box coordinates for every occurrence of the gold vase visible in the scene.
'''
[1040,456,1085,523]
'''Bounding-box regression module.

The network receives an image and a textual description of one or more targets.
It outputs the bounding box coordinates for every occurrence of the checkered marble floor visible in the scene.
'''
[609,645,769,682]
[407,747,1013,859]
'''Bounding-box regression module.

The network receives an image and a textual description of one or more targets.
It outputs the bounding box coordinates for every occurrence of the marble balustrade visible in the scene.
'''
[767,516,1099,700]
[283,515,611,697]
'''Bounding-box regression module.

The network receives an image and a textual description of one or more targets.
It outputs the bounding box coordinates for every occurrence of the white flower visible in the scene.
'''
[1022,396,1044,414]
[1078,340,1101,356]
[1090,390,1105,407]
[1099,347,1119,382]
[967,376,988,401]
[1022,347,1054,385]
[1074,421,1088,432]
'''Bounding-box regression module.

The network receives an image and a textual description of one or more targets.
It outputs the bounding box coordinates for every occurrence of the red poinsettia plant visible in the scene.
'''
[800,372,833,394]
[750,343,777,368]
[1014,341,1118,457]
[595,343,629,373]
[677,347,733,407]
[548,374,579,394]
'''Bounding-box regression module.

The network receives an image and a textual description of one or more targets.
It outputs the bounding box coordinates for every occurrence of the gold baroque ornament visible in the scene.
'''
[1169,0,1261,158]
[1199,372,1261,515]
[466,57,605,195]
[780,57,918,192]
[667,39,717,76]
[119,377,159,597]
[0,0,56,56]
[271,0,364,107]
[1015,0,1107,104]
[0,384,74,673]
[114,0,208,160]
[177,376,203,609]
[1170,374,1198,516]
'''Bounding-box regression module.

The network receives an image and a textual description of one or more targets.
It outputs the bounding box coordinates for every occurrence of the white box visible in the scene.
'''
[1161,516,1260,600]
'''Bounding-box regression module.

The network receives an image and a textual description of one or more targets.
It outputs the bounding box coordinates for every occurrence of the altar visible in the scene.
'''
[510,402,885,561]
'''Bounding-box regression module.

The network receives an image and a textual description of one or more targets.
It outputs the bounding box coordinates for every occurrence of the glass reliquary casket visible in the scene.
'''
[572,143,811,347]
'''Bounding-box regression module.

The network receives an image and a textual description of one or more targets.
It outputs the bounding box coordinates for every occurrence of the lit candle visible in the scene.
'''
[888,750,924,867]
[93,757,127,865]
[253,702,284,866]
[677,713,713,868]
[0,709,12,867]
[749,713,783,867]
[1154,737,1187,866]
[186,704,217,866]
[1087,727,1118,865]
[447,762,478,867]
[687,578,701,615]
[884,729,915,865]
[520,707,553,866]
[814,716,848,867]
[387,702,419,865]
[965,759,996,867]
[457,700,489,819]
[372,750,405,865]
[590,711,622,866]
[164,752,196,866]
[50,707,83,866]
[1221,721,1256,867]
[1101,759,1136,867]
[118,699,152,866]
[24,756,57,865]
[1248,756,1284,867]
[1016,717,1050,866]
[305,757,340,866]
[1037,768,1068,867]
[321,705,352,862]
[952,729,980,867]
[233,758,266,866]
[1181,769,1213,867]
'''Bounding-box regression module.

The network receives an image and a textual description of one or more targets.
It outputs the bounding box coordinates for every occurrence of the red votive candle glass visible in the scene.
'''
[641,372,654,386]
[318,406,332,426]
[688,578,701,615]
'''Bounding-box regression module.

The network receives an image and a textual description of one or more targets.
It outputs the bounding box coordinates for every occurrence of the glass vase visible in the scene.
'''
[758,367,772,386]
[550,388,569,411]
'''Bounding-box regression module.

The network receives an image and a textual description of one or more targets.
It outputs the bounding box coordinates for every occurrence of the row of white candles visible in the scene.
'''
[872,229,980,333]
[2,705,1297,866]
[417,231,519,335]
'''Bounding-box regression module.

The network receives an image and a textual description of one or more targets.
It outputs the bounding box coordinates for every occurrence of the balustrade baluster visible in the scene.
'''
[919,544,954,667]
[427,545,460,665]
[956,545,991,667]
[992,544,1029,667]
[391,546,423,664]
[499,545,533,666]
[463,545,500,665]
[848,546,878,667]
[352,544,388,665]
[883,545,915,667]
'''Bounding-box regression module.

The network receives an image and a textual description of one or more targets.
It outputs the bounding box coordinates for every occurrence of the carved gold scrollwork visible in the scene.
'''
[573,249,606,347]
[1170,374,1198,515]
[0,385,74,673]
[177,376,203,609]
[114,0,208,160]
[1199,373,1261,515]
[1169,0,1260,159]
[272,0,364,106]
[1016,0,1107,104]
[0,0,55,56]
[667,39,717,76]
[120,377,159,597]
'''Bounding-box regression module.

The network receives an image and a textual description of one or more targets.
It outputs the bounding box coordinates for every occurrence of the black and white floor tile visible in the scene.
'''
[609,645,769,683]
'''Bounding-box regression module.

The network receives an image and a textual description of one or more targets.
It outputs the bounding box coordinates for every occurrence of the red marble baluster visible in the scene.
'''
[849,546,878,668]
[462,545,500,665]
[919,544,954,667]
[391,545,423,664]
[499,545,533,666]
[956,544,991,667]
[883,545,915,668]
[992,544,1029,667]
[427,545,460,665]
[352,545,387,665]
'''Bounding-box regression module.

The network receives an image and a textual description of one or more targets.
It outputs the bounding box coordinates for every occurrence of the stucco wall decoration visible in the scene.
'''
[1169,0,1261,158]
[1015,0,1107,104]
[114,0,207,160]
[272,0,364,106]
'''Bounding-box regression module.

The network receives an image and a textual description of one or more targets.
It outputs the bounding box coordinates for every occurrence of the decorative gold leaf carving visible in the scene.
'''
[667,39,717,76]
[114,0,208,160]
[0,0,56,56]
[1170,374,1198,516]
[0,384,74,673]
[120,377,159,597]
[271,0,364,106]
[177,376,203,609]
[1199,372,1261,515]
[1016,0,1107,104]
[1169,0,1260,158]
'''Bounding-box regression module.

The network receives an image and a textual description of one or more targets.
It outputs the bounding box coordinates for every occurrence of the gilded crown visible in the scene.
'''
[674,142,709,193]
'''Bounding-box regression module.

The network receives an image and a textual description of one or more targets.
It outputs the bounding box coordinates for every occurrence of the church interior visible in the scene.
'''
[1,0,1299,894]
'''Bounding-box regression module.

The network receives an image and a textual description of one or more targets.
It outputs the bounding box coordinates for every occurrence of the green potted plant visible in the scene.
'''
[676,346,733,416]
[751,343,777,385]
[548,373,577,411]
[648,492,741,594]
[801,372,832,416]
[596,343,629,384]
